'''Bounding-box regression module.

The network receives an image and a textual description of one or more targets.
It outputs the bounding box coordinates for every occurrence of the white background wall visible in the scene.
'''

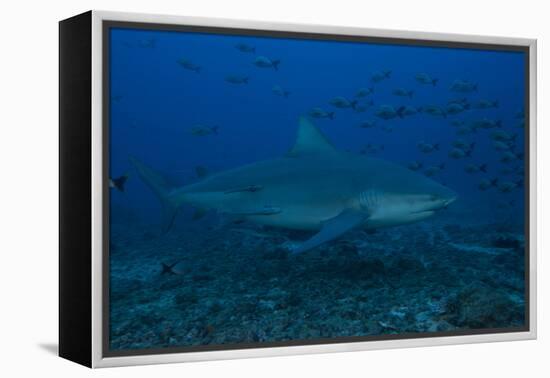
[0,0,546,376]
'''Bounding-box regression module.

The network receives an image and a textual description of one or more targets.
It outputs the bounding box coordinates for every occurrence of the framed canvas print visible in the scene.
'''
[59,10,537,368]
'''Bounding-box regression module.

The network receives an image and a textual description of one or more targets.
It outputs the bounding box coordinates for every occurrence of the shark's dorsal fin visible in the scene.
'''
[286,117,337,157]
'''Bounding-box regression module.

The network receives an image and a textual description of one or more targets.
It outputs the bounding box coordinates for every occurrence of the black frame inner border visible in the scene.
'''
[102,19,531,358]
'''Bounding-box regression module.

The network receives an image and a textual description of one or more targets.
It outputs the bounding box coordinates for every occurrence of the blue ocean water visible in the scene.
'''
[108,27,526,352]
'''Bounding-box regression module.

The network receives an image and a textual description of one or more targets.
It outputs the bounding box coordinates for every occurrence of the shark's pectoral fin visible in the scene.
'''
[291,209,369,254]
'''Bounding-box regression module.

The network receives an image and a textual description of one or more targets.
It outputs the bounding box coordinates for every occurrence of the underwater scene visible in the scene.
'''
[107,26,527,353]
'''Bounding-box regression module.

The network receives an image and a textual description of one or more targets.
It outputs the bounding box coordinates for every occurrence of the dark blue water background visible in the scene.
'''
[109,28,525,222]
[107,27,526,351]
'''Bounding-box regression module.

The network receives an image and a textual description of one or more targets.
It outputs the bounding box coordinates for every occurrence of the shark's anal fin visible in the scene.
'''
[291,209,369,254]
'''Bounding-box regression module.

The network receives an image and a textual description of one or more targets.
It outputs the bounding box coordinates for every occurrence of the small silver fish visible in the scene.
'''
[375,105,401,120]
[329,96,358,109]
[235,43,256,53]
[420,104,446,117]
[424,163,445,177]
[190,125,219,136]
[254,56,280,70]
[272,85,290,97]
[450,79,478,93]
[407,161,423,171]
[464,164,487,174]
[415,73,438,86]
[478,178,498,191]
[359,120,377,129]
[497,180,523,193]
[417,142,439,153]
[355,87,374,98]
[392,88,414,98]
[308,107,334,120]
[473,100,499,109]
[225,75,249,84]
[371,70,391,83]
[177,58,201,73]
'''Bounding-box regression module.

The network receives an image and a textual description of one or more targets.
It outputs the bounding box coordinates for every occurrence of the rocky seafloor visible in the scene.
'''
[108,215,526,351]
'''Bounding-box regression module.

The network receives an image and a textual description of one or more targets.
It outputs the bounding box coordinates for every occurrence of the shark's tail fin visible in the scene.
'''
[129,157,179,233]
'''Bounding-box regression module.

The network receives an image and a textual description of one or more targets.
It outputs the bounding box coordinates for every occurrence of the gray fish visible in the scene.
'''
[417,142,439,153]
[407,161,423,171]
[190,125,219,136]
[473,100,499,109]
[381,125,393,133]
[478,178,498,191]
[500,151,523,163]
[496,200,516,209]
[493,141,514,151]
[420,105,447,118]
[490,130,517,142]
[497,179,523,193]
[131,117,456,253]
[225,75,249,85]
[375,105,402,120]
[499,166,523,175]
[177,58,201,73]
[235,43,256,53]
[515,109,525,119]
[138,38,156,48]
[254,56,280,70]
[308,107,334,120]
[448,148,470,159]
[330,96,358,109]
[354,100,374,113]
[360,143,384,155]
[195,166,209,179]
[424,163,445,177]
[472,118,502,130]
[464,164,487,174]
[415,73,438,86]
[450,79,478,93]
[371,70,392,83]
[457,125,476,135]
[448,98,469,106]
[355,87,374,98]
[396,105,418,116]
[272,85,290,97]
[446,103,469,115]
[161,260,185,275]
[109,174,129,192]
[452,139,475,151]
[392,88,414,98]
[359,120,377,129]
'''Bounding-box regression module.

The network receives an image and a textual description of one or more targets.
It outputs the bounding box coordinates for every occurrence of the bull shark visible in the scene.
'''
[131,117,457,253]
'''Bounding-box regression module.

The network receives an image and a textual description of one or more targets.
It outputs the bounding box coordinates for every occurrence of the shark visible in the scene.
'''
[131,117,457,253]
